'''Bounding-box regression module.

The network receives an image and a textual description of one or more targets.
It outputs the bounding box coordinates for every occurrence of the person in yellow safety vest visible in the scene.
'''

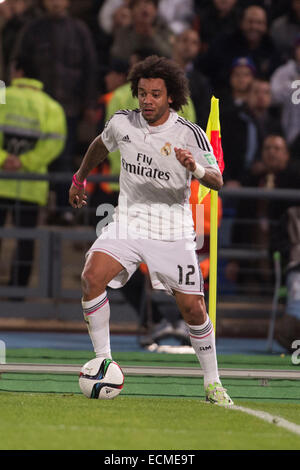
[0,59,66,289]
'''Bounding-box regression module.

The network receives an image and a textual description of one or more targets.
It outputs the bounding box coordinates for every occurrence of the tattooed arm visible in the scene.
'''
[69,136,109,208]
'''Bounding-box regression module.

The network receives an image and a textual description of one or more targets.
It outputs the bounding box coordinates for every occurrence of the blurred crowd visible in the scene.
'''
[0,0,299,239]
[0,0,300,256]
[0,0,300,349]
[0,0,299,197]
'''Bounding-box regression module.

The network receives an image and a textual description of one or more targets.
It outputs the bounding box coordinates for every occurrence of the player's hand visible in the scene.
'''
[174,148,196,172]
[69,184,88,209]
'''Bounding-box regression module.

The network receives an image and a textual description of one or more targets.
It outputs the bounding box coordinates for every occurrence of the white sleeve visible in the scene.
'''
[100,115,119,152]
[186,124,221,172]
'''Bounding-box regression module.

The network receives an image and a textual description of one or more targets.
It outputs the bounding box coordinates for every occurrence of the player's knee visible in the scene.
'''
[81,266,106,297]
[81,268,93,296]
[182,296,207,325]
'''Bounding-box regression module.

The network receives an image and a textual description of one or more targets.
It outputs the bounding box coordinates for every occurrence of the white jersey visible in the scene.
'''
[100,108,220,241]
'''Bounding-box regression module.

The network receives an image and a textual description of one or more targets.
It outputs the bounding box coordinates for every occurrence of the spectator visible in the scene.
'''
[98,0,134,35]
[222,78,282,185]
[104,59,130,95]
[0,0,13,24]
[217,57,256,253]
[290,134,300,161]
[227,135,300,287]
[68,0,99,27]
[98,0,194,35]
[195,0,239,50]
[220,56,256,115]
[98,1,132,38]
[202,5,280,96]
[94,1,132,78]
[76,57,130,177]
[270,36,300,148]
[86,57,131,206]
[273,206,300,353]
[156,0,195,35]
[0,0,14,80]
[246,78,282,141]
[110,0,174,62]
[12,0,99,223]
[270,0,300,63]
[110,1,132,32]
[2,0,41,82]
[236,0,288,22]
[172,28,211,127]
[0,59,66,290]
[68,1,110,72]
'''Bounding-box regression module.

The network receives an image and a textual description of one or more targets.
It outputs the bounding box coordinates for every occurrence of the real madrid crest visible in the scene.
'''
[160,142,172,156]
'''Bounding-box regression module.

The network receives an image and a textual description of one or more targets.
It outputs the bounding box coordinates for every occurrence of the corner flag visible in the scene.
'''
[198,96,224,202]
[198,96,224,332]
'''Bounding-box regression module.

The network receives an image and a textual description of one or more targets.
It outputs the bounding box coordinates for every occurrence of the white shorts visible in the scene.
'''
[87,222,204,296]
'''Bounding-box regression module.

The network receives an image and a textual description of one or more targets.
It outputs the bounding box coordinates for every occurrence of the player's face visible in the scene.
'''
[138,78,173,126]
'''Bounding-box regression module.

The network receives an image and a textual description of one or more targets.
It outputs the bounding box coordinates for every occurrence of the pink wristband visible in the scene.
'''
[72,173,86,189]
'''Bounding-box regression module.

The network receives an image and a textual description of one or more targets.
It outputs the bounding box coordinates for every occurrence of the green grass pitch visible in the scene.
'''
[0,348,300,450]
[1,393,300,450]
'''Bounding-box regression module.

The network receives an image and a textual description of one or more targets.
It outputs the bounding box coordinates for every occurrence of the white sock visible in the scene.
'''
[187,316,220,388]
[82,291,112,360]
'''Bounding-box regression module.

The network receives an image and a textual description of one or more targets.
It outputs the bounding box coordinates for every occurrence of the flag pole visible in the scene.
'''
[201,96,224,333]
[209,189,219,332]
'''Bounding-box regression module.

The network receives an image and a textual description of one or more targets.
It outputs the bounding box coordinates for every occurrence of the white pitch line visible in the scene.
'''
[231,405,300,437]
[1,363,300,379]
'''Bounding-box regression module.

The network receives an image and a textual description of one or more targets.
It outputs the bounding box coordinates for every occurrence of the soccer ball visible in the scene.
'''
[79,358,124,399]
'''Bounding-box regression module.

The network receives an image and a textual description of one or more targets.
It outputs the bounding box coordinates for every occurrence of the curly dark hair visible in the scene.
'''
[128,55,190,111]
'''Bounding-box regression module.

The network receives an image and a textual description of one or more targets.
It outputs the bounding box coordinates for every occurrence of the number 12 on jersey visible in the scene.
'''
[177,265,195,285]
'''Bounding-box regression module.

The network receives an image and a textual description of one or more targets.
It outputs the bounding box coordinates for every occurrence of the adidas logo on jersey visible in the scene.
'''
[122,135,131,143]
